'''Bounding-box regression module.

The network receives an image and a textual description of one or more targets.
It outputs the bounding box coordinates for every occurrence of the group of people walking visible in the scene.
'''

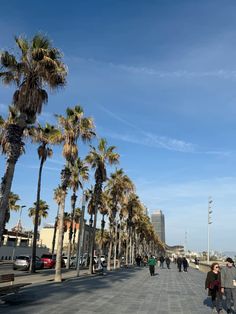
[146,255,172,276]
[144,254,236,313]
[205,257,236,313]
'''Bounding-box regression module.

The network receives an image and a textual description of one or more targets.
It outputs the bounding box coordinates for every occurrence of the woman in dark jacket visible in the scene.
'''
[205,263,223,313]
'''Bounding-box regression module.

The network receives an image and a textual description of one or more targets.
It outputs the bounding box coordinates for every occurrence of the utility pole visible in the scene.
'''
[207,197,213,264]
[184,231,188,254]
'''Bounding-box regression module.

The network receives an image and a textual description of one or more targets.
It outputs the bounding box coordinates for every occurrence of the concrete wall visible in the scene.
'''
[0,246,49,260]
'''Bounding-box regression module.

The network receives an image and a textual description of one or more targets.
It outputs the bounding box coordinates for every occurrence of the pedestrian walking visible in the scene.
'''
[221,257,236,313]
[195,257,200,270]
[136,255,142,267]
[182,257,189,272]
[143,255,148,267]
[96,254,104,275]
[165,256,171,269]
[177,256,183,272]
[205,263,223,313]
[148,255,156,276]
[160,256,165,268]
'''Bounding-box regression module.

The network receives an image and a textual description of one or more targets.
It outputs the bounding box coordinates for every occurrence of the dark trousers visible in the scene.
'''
[210,289,222,310]
[178,264,182,272]
[224,288,236,311]
[149,265,155,276]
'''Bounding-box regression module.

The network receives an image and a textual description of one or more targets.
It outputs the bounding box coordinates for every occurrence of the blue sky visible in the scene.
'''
[1,0,236,252]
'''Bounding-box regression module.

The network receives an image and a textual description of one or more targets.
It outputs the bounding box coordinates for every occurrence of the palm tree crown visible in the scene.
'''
[28,199,49,226]
[0,34,67,123]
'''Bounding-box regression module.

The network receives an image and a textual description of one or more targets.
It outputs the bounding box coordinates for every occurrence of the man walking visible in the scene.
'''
[148,255,156,276]
[221,257,236,313]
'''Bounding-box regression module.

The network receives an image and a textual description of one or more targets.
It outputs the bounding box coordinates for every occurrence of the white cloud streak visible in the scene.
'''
[69,56,236,80]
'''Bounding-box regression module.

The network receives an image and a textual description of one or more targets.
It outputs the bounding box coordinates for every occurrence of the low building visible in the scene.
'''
[40,220,91,254]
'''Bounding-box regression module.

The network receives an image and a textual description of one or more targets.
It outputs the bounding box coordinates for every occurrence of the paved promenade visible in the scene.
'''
[2,265,215,314]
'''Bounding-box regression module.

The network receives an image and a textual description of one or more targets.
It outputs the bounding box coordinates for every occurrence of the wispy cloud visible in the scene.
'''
[107,130,195,153]
[99,106,229,155]
[69,56,236,80]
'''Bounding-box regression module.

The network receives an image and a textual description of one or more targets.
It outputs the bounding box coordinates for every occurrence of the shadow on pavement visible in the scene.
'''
[2,267,144,311]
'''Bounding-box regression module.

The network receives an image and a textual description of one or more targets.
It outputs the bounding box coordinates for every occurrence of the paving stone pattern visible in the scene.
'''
[2,265,216,314]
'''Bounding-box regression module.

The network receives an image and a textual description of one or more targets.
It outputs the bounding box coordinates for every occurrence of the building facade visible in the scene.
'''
[151,210,165,243]
[39,221,91,254]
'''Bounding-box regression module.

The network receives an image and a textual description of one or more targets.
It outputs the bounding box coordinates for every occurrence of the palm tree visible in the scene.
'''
[54,167,70,282]
[99,190,111,254]
[66,158,89,268]
[52,186,64,254]
[55,106,95,282]
[72,207,81,252]
[85,138,119,274]
[126,193,141,265]
[30,123,61,272]
[106,169,134,269]
[0,34,67,241]
[28,199,49,226]
[5,192,20,225]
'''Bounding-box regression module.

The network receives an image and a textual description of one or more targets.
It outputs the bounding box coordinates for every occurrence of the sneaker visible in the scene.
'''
[218,310,224,314]
[212,308,217,313]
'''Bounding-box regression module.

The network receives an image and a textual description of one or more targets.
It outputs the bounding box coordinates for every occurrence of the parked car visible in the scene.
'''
[41,253,56,269]
[13,255,44,271]
[41,253,66,268]
[62,255,76,267]
[93,255,107,267]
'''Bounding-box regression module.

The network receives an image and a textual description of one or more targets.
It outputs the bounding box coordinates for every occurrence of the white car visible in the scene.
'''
[62,256,76,266]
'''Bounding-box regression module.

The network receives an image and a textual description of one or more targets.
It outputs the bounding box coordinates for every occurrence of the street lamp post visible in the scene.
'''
[207,197,213,264]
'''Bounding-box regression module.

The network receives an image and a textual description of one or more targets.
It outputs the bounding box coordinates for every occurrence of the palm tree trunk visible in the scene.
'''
[89,203,98,274]
[31,157,44,273]
[0,160,16,244]
[113,223,117,270]
[55,195,66,282]
[67,193,77,269]
[52,206,59,255]
[100,215,105,255]
[107,233,113,271]
[126,237,129,266]
[117,227,121,269]
[0,124,24,244]
[129,230,132,265]
[76,191,86,277]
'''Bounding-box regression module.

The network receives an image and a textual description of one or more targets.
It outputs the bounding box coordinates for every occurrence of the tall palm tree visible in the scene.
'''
[126,193,141,265]
[99,190,111,254]
[52,186,64,254]
[54,167,70,282]
[66,158,89,268]
[85,138,119,274]
[0,34,67,241]
[28,199,49,226]
[55,106,95,282]
[106,169,134,269]
[30,123,61,272]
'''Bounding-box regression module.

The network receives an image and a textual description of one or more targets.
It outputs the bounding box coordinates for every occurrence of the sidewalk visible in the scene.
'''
[13,268,90,286]
[2,265,214,313]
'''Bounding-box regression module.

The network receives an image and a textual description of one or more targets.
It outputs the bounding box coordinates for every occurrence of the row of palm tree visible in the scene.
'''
[0,34,165,282]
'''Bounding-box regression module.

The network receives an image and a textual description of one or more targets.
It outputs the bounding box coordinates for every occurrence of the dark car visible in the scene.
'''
[13,255,44,270]
[41,254,66,268]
